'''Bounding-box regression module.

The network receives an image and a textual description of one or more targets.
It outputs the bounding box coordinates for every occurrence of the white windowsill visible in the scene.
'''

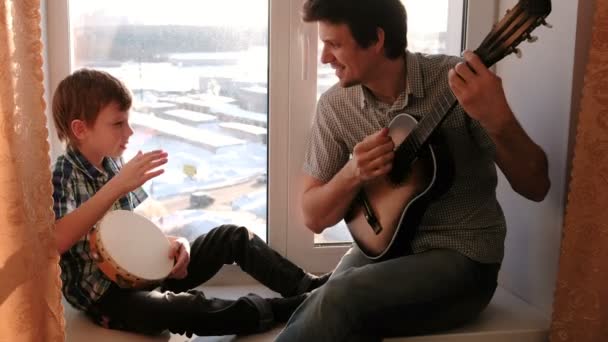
[64,284,549,342]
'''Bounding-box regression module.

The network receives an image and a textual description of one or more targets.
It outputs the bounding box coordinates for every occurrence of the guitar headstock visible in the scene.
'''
[474,0,552,67]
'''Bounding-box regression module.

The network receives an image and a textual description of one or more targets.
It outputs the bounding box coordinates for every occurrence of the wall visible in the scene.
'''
[41,0,68,160]
[495,0,594,317]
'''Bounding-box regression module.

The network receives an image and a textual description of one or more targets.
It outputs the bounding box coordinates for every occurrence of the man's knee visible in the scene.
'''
[288,273,365,339]
[314,271,358,317]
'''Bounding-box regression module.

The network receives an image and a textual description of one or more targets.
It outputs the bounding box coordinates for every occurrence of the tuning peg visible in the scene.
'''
[512,47,522,58]
[541,19,553,28]
[527,35,539,43]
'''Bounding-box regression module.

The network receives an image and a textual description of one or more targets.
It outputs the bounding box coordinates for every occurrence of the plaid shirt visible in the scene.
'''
[304,51,506,263]
[52,146,147,318]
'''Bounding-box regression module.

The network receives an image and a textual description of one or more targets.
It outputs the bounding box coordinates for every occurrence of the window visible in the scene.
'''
[45,0,494,274]
[65,1,269,245]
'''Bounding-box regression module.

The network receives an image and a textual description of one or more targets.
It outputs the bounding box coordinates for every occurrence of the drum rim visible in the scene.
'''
[96,210,173,281]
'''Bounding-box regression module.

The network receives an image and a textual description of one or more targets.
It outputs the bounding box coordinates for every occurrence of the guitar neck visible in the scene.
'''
[391,0,552,184]
[395,88,457,162]
[411,89,458,147]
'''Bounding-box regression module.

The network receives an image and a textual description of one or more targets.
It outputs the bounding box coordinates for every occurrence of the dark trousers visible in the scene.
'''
[94,225,312,337]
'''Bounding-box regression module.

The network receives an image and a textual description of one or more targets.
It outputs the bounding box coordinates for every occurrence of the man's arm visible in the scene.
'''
[486,108,550,202]
[449,51,550,201]
[54,150,168,254]
[301,164,360,234]
[301,129,395,233]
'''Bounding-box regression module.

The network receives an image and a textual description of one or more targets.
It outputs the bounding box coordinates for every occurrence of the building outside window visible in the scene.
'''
[46,0,492,272]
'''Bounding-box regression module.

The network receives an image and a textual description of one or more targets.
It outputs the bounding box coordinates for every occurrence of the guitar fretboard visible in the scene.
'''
[390,0,552,185]
[390,88,457,184]
[411,89,458,148]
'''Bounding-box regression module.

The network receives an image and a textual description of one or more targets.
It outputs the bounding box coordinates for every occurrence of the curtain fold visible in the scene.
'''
[550,0,608,341]
[0,0,64,341]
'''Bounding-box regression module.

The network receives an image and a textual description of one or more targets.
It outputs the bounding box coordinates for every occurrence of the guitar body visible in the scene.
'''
[345,114,438,260]
[342,0,552,260]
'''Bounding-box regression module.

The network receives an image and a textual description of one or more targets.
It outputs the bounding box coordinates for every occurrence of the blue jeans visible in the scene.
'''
[275,247,499,342]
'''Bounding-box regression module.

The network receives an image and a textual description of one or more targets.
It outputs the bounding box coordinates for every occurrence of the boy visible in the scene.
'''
[52,69,328,337]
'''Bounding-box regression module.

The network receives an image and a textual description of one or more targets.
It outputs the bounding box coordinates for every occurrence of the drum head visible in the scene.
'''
[98,210,173,281]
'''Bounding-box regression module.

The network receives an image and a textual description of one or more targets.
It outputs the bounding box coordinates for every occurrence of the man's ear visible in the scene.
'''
[70,119,88,140]
[374,28,386,54]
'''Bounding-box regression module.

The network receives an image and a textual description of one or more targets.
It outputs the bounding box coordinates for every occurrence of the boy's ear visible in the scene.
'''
[70,119,88,140]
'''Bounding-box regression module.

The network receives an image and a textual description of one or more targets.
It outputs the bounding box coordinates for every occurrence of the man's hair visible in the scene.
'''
[302,0,407,59]
[52,69,132,144]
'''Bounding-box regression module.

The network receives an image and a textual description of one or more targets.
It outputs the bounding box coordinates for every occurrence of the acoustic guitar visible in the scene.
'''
[344,0,552,260]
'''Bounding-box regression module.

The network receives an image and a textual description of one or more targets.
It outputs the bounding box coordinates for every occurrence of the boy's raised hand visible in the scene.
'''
[111,150,168,195]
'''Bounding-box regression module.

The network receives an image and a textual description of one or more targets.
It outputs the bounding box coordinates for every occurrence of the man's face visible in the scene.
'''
[318,21,380,88]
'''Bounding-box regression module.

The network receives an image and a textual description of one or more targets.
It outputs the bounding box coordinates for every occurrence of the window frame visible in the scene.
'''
[43,0,497,279]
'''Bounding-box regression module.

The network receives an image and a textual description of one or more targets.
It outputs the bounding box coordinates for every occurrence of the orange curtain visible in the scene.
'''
[550,1,608,341]
[0,0,64,341]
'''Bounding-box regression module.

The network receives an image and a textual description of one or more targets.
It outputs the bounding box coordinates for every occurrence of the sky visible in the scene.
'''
[404,0,451,33]
[70,0,451,32]
[70,0,269,27]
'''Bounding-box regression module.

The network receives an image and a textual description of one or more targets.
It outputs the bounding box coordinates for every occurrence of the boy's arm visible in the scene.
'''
[54,180,125,254]
[54,150,168,254]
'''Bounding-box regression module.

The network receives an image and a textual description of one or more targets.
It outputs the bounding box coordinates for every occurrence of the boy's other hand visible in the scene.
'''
[112,150,168,195]
[167,236,190,279]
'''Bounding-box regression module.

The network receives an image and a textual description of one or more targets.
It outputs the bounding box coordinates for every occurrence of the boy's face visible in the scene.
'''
[318,21,382,88]
[75,101,133,160]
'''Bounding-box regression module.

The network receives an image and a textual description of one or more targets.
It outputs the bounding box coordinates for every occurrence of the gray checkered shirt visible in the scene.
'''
[303,51,506,263]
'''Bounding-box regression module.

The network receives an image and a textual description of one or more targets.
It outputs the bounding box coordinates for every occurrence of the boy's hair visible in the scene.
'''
[52,69,132,144]
[302,0,407,59]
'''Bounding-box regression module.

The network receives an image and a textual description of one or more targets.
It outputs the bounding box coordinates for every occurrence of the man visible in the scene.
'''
[275,0,550,341]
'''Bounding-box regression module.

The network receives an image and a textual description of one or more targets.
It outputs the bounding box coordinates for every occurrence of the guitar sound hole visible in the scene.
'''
[389,154,413,185]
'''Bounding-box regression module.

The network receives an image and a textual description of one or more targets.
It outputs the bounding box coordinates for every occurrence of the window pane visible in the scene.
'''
[69,0,269,242]
[315,0,458,244]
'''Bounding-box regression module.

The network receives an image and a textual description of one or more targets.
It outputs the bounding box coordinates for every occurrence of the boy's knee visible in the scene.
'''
[219,225,252,239]
[209,225,256,246]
